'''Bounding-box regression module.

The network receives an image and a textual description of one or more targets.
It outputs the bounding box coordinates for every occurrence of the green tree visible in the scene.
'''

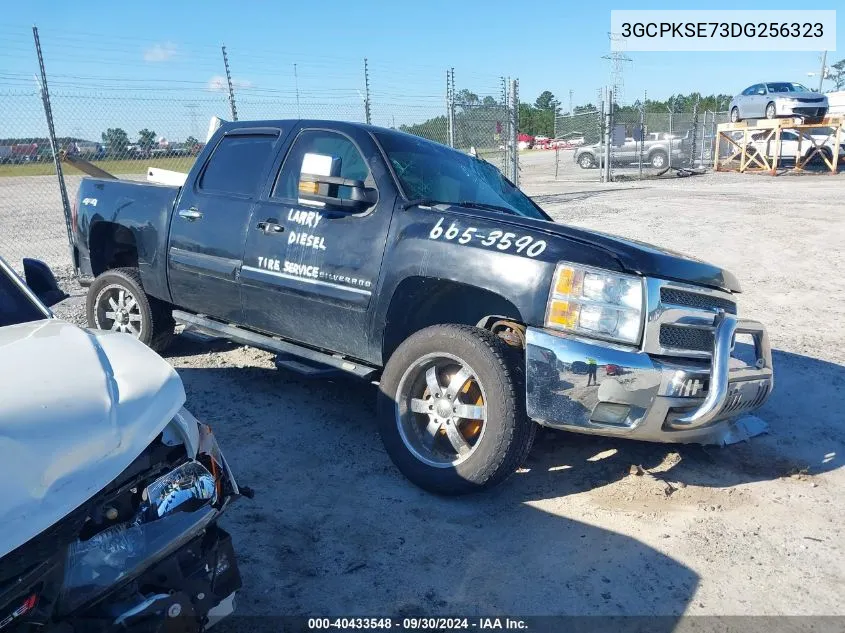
[829,59,845,90]
[534,90,559,112]
[482,96,498,107]
[138,128,157,149]
[101,128,129,156]
[185,135,199,147]
[455,89,479,106]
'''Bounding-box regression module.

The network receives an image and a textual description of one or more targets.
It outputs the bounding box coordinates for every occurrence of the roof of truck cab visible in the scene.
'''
[217,119,449,146]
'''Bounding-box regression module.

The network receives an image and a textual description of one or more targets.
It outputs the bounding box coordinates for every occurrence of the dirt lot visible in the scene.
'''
[33,151,845,619]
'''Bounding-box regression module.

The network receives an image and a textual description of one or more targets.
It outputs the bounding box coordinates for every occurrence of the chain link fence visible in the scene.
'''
[0,90,70,273]
[552,110,603,181]
[550,99,731,183]
[1,27,520,274]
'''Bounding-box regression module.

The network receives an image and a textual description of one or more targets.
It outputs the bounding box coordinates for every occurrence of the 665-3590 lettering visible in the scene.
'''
[428,217,547,258]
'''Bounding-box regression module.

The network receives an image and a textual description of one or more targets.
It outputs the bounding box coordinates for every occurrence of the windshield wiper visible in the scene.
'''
[402,198,517,215]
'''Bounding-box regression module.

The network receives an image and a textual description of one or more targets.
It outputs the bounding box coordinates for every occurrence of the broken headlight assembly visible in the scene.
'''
[58,424,237,614]
[545,262,644,345]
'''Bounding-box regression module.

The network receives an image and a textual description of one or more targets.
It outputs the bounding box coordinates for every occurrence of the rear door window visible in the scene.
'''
[199,133,279,197]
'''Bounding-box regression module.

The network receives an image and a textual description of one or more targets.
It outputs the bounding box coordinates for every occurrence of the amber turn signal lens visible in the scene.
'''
[298,180,319,194]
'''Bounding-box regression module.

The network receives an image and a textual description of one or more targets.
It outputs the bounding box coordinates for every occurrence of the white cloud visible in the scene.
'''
[144,42,177,62]
[207,75,253,92]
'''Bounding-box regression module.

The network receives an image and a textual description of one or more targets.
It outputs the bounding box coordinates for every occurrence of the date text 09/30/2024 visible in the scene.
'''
[307,617,529,630]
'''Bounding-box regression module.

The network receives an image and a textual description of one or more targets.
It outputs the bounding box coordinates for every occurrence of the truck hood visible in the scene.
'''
[491,212,741,292]
[0,320,186,559]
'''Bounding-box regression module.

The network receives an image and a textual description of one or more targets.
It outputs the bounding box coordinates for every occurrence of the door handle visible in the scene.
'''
[257,219,284,235]
[178,207,203,221]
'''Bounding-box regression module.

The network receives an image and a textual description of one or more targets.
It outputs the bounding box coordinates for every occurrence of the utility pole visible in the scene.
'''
[32,25,75,274]
[185,102,199,138]
[568,89,573,116]
[818,50,828,92]
[221,45,238,121]
[602,33,631,105]
[293,63,301,118]
[363,58,371,125]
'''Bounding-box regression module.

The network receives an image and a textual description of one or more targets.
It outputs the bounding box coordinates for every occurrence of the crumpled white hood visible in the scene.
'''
[0,320,186,559]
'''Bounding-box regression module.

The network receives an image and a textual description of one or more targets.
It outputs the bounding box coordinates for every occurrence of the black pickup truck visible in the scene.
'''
[72,119,774,495]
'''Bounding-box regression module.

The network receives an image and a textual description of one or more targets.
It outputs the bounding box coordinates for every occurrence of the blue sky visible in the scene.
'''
[1,0,842,140]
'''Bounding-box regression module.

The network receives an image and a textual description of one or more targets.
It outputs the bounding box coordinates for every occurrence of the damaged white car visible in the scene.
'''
[0,256,246,632]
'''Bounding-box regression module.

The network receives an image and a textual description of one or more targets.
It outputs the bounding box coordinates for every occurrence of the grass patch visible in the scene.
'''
[0,157,196,178]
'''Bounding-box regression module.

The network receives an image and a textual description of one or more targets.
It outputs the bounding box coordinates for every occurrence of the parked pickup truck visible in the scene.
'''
[72,119,774,495]
[574,133,690,170]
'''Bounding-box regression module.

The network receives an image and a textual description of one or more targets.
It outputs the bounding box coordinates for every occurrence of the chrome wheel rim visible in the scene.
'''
[766,104,775,119]
[580,155,592,168]
[652,153,666,168]
[731,108,739,122]
[94,284,143,337]
[395,353,487,468]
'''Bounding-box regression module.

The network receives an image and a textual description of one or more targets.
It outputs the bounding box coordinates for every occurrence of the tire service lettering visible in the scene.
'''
[428,217,547,258]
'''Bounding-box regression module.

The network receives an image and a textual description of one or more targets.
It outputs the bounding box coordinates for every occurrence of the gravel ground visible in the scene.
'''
[34,152,845,620]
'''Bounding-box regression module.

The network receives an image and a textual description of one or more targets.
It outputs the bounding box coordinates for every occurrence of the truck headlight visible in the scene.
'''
[545,263,644,345]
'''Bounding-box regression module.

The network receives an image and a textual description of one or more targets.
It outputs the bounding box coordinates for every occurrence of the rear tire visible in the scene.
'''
[86,267,175,353]
[650,149,668,169]
[377,325,535,495]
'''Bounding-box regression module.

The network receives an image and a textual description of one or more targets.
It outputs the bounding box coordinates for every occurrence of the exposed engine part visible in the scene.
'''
[490,319,527,348]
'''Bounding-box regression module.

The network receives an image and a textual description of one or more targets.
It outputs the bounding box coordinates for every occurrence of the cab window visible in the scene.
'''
[273,130,370,202]
[199,133,279,197]
[0,267,46,327]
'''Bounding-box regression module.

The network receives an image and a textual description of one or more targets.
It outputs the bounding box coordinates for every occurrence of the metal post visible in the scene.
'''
[33,26,76,275]
[700,110,708,166]
[510,79,519,185]
[293,63,301,118]
[446,69,455,147]
[447,68,456,148]
[603,89,612,183]
[818,51,828,92]
[690,96,699,168]
[363,58,371,125]
[221,45,238,121]
[638,96,645,180]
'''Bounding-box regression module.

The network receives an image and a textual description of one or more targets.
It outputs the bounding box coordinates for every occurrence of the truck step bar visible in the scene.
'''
[273,353,344,379]
[173,310,378,380]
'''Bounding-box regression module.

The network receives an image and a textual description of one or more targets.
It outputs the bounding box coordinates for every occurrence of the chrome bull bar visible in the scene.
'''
[670,312,773,429]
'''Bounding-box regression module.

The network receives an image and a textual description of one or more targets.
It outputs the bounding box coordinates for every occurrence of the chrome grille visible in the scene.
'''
[659,325,714,351]
[644,278,738,359]
[659,288,736,314]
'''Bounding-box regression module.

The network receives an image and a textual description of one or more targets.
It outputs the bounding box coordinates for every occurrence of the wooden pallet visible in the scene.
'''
[714,116,844,175]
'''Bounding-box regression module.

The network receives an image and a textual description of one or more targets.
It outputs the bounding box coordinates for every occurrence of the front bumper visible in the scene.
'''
[776,101,828,118]
[525,314,773,444]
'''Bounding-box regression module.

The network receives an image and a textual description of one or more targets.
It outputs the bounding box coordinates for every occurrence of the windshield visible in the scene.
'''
[0,264,47,327]
[766,82,810,93]
[373,131,549,220]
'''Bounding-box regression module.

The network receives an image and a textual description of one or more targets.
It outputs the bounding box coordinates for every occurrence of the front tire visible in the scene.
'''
[86,267,175,352]
[765,102,776,119]
[377,325,536,495]
[730,107,741,123]
[578,153,595,169]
